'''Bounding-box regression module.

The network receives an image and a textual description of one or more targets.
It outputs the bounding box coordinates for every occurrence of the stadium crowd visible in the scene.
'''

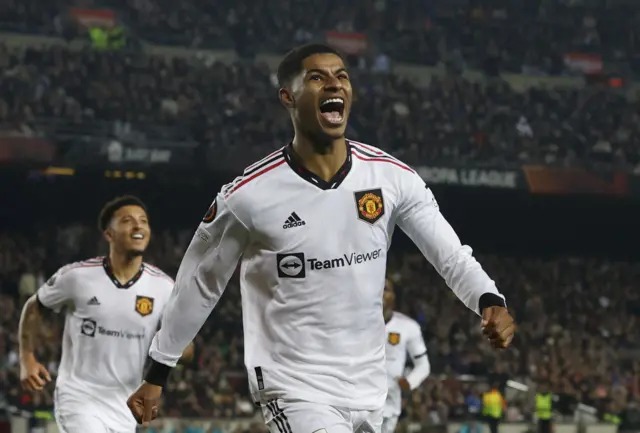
[2,43,640,171]
[0,224,639,430]
[2,0,640,75]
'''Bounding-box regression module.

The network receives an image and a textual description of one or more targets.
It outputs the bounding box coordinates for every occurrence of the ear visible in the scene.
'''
[279,87,295,109]
[103,228,112,243]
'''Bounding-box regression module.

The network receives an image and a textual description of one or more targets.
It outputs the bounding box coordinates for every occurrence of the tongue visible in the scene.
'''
[321,111,342,123]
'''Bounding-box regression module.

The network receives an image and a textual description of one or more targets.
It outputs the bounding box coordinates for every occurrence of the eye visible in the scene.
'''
[309,75,322,81]
[338,74,349,80]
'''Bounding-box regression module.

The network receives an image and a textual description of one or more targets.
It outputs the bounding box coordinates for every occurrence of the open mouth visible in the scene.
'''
[131,233,145,240]
[319,97,345,125]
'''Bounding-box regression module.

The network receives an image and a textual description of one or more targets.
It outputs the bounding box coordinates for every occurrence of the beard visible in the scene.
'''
[125,248,145,259]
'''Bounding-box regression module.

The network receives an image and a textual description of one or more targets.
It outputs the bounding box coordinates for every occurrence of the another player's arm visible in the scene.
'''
[18,270,71,390]
[129,193,249,425]
[401,324,430,391]
[395,173,515,348]
[18,295,43,360]
[155,313,195,365]
[177,341,195,364]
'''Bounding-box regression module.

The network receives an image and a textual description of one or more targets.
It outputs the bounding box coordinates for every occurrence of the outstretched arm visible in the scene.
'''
[396,174,506,314]
[144,194,249,386]
[395,172,514,348]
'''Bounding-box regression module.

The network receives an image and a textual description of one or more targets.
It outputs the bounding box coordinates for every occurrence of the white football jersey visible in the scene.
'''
[149,140,506,411]
[37,257,174,432]
[384,312,430,417]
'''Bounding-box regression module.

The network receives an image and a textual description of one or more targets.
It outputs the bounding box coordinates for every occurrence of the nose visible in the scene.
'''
[324,75,343,91]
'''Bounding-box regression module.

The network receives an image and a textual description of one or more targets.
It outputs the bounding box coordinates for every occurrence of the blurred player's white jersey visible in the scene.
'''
[150,140,505,411]
[37,257,173,432]
[384,312,430,418]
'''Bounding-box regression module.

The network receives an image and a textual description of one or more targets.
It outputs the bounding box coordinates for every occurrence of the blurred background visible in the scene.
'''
[1,0,640,432]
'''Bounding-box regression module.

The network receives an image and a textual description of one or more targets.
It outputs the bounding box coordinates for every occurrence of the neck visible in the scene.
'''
[383,309,393,323]
[108,251,143,283]
[291,133,347,182]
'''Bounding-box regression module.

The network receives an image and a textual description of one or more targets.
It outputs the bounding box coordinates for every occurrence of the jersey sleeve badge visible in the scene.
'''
[354,189,385,224]
[135,295,155,317]
[202,198,218,223]
[388,332,400,345]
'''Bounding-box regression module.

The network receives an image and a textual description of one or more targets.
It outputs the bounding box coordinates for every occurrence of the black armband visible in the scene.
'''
[479,293,507,313]
[144,360,172,387]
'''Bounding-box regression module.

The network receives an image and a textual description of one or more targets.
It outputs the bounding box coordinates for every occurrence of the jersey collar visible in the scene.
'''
[282,141,352,190]
[102,257,144,289]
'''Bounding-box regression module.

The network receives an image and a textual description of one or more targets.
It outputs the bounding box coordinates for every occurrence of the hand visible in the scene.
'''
[481,306,515,349]
[397,377,411,392]
[127,381,163,426]
[20,354,52,391]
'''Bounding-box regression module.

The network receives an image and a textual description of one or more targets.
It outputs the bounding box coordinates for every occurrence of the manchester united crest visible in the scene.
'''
[354,189,385,224]
[388,332,400,345]
[135,295,154,317]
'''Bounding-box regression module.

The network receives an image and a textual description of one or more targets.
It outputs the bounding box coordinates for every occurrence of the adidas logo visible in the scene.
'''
[87,296,101,306]
[282,212,306,229]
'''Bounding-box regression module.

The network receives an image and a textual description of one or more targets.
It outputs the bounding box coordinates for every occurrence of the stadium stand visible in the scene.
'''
[1,43,640,171]
[2,0,640,73]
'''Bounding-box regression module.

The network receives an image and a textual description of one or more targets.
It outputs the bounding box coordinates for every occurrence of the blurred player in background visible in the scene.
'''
[128,44,515,433]
[382,278,431,433]
[18,196,193,433]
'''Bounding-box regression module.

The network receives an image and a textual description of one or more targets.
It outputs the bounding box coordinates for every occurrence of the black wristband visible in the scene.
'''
[479,293,507,313]
[144,360,172,387]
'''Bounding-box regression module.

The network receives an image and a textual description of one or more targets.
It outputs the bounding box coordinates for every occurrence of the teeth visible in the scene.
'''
[132,233,144,239]
[321,98,344,107]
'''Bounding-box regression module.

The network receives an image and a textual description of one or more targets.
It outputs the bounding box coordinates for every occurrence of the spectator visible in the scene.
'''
[1,44,639,171]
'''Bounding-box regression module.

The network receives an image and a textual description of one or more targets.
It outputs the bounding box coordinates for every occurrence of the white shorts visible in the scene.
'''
[381,416,399,433]
[54,389,135,433]
[261,399,383,433]
[54,412,132,433]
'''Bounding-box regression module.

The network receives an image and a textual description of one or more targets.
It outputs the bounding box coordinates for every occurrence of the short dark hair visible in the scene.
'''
[277,43,343,87]
[98,195,148,231]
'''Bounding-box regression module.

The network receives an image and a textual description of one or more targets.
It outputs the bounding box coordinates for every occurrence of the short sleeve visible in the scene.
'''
[37,267,76,313]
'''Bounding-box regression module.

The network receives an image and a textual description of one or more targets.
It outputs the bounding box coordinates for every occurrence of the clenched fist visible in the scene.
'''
[20,354,52,391]
[481,306,515,349]
[127,381,163,426]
